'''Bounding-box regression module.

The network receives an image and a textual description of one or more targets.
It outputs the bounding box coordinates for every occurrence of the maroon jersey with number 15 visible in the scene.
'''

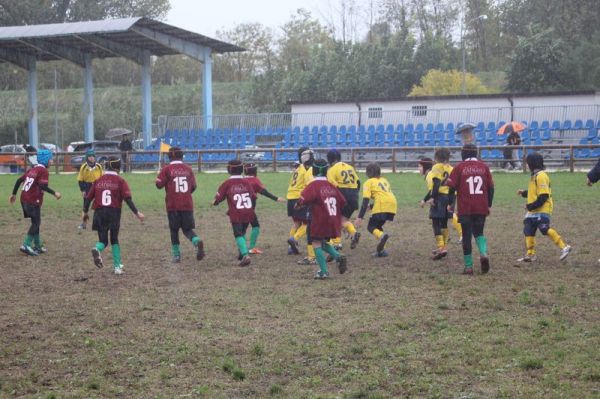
[86,171,132,210]
[298,177,346,239]
[447,158,494,216]
[156,161,196,211]
[19,164,50,206]
[214,176,257,223]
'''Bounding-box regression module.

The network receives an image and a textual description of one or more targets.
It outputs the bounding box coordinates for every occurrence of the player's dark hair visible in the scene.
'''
[434,148,450,163]
[366,163,381,178]
[243,163,258,176]
[418,157,433,174]
[298,147,309,163]
[526,152,545,172]
[105,156,121,172]
[227,159,244,175]
[461,144,478,160]
[326,149,341,165]
[312,158,328,177]
[168,146,183,161]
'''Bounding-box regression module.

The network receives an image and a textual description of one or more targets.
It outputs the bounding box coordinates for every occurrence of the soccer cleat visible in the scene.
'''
[297,257,317,265]
[376,233,389,253]
[287,238,300,255]
[33,246,47,255]
[517,254,537,262]
[314,270,330,279]
[480,256,490,274]
[239,255,251,267]
[350,232,361,249]
[334,244,343,251]
[249,248,263,255]
[20,245,38,256]
[374,250,389,258]
[196,240,205,261]
[172,255,181,264]
[336,255,347,274]
[91,248,103,268]
[78,223,86,230]
[463,267,474,275]
[113,266,124,275]
[458,237,463,244]
[432,249,448,260]
[559,245,572,261]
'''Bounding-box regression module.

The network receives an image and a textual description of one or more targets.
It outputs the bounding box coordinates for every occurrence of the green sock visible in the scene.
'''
[250,227,260,249]
[23,234,33,247]
[191,236,200,247]
[464,254,473,268]
[172,244,180,257]
[235,236,248,256]
[96,242,106,252]
[322,243,340,260]
[475,236,488,256]
[111,244,122,268]
[33,234,42,247]
[314,247,329,275]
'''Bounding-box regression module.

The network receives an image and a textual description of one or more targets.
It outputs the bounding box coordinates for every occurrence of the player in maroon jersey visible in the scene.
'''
[156,147,205,263]
[82,156,145,275]
[213,159,257,267]
[447,144,494,275]
[243,162,285,254]
[9,149,62,256]
[296,159,348,279]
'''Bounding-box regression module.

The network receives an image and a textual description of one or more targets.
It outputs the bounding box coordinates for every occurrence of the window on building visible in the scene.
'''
[412,105,427,117]
[368,107,383,119]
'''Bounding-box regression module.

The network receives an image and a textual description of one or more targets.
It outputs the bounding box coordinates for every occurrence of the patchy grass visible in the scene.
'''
[0,171,599,398]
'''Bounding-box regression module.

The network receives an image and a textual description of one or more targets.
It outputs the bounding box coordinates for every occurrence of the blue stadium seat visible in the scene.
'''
[551,120,561,130]
[394,124,404,146]
[576,138,590,158]
[573,120,584,130]
[481,149,491,159]
[425,123,434,134]
[529,121,539,130]
[445,122,455,134]
[586,127,598,140]
[357,126,367,147]
[585,119,595,130]
[540,121,550,130]
[530,130,540,141]
[540,128,552,141]
[591,138,600,158]
[562,120,572,130]
[434,123,444,133]
[485,121,496,132]
[475,122,485,133]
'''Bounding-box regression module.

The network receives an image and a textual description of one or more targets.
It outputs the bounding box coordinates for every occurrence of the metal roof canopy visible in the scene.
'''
[0,17,244,148]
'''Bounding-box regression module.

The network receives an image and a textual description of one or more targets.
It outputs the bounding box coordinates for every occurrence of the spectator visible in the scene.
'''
[118,135,133,172]
[456,123,476,145]
[502,126,521,170]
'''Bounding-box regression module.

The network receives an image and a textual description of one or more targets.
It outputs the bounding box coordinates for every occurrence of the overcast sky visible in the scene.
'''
[166,0,324,38]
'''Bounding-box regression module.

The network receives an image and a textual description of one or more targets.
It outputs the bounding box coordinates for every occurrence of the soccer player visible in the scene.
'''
[516,152,571,262]
[243,162,285,254]
[213,159,257,267]
[447,144,494,275]
[156,147,205,263]
[77,149,103,230]
[83,156,145,275]
[326,149,360,249]
[9,149,62,255]
[355,163,397,257]
[296,159,348,279]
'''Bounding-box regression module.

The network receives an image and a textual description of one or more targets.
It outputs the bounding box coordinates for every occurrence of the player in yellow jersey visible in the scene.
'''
[326,149,361,250]
[355,163,397,257]
[517,152,571,262]
[77,149,103,230]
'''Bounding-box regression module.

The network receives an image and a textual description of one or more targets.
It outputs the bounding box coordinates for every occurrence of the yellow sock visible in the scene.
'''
[441,228,449,246]
[307,244,315,259]
[452,214,462,236]
[344,221,357,235]
[332,237,342,245]
[547,229,566,249]
[525,236,536,255]
[294,224,307,241]
[373,229,383,239]
[289,226,298,237]
[435,235,445,250]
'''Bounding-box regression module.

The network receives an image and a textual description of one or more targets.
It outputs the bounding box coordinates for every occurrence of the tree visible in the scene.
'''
[408,69,491,96]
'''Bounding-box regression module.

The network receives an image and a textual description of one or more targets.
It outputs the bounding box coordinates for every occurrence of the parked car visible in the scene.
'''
[240,145,266,162]
[40,143,63,153]
[69,141,120,169]
[67,141,85,152]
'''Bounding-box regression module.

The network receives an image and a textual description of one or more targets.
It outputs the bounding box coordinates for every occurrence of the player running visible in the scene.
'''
[9,149,62,255]
[83,156,145,275]
[77,149,103,230]
[447,144,494,275]
[156,147,205,263]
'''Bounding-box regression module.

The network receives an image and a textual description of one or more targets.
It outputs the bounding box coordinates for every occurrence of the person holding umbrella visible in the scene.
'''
[456,123,477,145]
[500,124,522,170]
[118,134,133,172]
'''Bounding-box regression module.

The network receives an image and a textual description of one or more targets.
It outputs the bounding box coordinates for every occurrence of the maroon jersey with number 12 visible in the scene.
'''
[156,161,196,211]
[298,177,346,239]
[86,171,132,210]
[19,164,50,206]
[447,158,494,216]
[214,176,257,223]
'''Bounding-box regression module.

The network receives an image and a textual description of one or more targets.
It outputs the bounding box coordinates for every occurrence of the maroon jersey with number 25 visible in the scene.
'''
[156,161,196,211]
[214,176,257,223]
[86,171,132,210]
[298,177,346,239]
[447,158,494,216]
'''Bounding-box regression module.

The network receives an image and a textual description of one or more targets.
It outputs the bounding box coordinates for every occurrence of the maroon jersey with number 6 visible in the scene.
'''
[156,161,196,211]
[19,164,50,206]
[447,158,494,216]
[298,177,346,239]
[214,176,257,223]
[86,171,132,210]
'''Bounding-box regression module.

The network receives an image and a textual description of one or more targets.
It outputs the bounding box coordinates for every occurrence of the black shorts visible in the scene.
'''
[167,210,195,231]
[232,222,249,238]
[287,199,310,221]
[523,215,551,236]
[429,194,452,220]
[92,207,122,231]
[368,212,395,232]
[339,188,359,219]
[21,203,40,219]
[458,214,487,226]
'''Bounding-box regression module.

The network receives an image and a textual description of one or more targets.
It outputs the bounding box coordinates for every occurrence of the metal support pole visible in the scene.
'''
[202,47,213,130]
[141,50,152,148]
[83,54,94,142]
[27,57,39,148]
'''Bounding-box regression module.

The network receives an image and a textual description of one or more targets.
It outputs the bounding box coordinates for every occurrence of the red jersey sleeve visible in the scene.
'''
[121,178,132,199]
[447,165,459,189]
[38,167,49,186]
[156,166,169,188]
[214,181,227,204]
